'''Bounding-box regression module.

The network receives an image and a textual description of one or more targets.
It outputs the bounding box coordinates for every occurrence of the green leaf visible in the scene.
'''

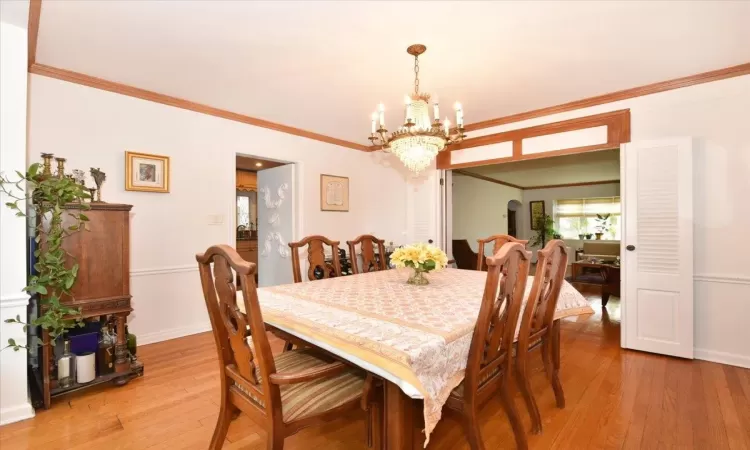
[28,163,40,178]
[79,214,89,221]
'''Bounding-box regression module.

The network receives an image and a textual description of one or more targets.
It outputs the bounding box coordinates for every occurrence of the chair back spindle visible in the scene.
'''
[347,235,387,274]
[288,235,342,283]
[196,245,280,414]
[464,242,531,401]
[518,240,569,351]
[476,234,529,271]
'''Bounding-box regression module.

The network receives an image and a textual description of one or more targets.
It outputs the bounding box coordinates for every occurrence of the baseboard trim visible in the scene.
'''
[138,322,212,345]
[0,402,35,426]
[130,265,198,277]
[694,274,750,285]
[695,348,750,369]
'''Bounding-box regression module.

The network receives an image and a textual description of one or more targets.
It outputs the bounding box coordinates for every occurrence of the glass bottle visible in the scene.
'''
[57,339,76,388]
[97,325,115,376]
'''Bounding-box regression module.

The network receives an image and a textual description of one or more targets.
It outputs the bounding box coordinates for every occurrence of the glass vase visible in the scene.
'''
[407,268,429,286]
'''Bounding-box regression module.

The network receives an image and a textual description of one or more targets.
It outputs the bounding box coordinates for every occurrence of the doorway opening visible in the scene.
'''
[235,154,294,287]
[449,149,622,327]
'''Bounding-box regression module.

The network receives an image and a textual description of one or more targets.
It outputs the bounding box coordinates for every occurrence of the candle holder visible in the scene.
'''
[55,157,67,179]
[88,187,97,202]
[90,168,106,203]
[40,153,54,179]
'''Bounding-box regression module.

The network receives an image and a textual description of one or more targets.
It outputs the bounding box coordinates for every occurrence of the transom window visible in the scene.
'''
[554,196,621,240]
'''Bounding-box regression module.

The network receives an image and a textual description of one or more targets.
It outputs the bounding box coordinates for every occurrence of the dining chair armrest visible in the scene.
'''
[269,360,348,385]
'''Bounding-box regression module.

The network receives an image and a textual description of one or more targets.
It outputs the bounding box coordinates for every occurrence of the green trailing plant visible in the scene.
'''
[530,214,560,247]
[1,163,91,351]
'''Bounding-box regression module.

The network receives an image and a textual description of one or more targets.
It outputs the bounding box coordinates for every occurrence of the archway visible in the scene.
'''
[507,199,523,238]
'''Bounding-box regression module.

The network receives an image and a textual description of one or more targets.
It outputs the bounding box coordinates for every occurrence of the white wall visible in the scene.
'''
[28,75,410,345]
[461,75,750,368]
[0,19,35,425]
[452,174,522,252]
[520,182,621,256]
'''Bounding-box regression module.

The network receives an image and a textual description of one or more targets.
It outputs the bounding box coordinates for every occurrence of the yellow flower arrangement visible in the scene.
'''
[390,243,448,273]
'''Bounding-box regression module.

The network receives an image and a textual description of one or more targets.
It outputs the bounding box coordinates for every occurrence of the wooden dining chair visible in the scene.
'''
[288,235,342,283]
[515,239,569,434]
[346,235,387,274]
[196,244,371,450]
[445,242,531,450]
[476,234,529,271]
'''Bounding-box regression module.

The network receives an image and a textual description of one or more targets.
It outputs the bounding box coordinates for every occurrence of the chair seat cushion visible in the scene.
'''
[236,346,365,422]
[449,365,500,399]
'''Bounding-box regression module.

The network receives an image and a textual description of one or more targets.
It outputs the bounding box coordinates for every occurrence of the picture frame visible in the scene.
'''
[125,151,170,193]
[530,200,546,231]
[320,174,349,212]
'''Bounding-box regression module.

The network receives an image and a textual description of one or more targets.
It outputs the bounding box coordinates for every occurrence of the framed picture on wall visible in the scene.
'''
[530,200,545,231]
[320,174,349,212]
[125,151,170,193]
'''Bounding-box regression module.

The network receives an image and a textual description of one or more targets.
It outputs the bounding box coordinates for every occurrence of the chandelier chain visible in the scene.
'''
[413,55,419,94]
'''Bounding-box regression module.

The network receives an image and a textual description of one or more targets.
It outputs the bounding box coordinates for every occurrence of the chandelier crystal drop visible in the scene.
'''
[368,44,466,174]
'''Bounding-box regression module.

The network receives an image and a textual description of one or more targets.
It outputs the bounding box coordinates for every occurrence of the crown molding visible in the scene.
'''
[28,63,370,152]
[455,171,619,191]
[27,0,42,67]
[464,62,750,132]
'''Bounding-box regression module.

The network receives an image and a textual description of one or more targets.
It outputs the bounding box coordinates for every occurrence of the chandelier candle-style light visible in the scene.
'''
[369,44,466,174]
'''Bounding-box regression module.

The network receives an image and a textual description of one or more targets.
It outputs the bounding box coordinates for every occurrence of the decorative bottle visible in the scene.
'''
[97,325,115,376]
[57,339,76,388]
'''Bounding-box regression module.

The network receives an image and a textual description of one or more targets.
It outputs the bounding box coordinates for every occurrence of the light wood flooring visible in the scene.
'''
[1,295,749,449]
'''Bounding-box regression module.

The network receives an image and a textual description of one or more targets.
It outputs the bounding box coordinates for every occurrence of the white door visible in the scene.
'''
[257,164,295,287]
[622,138,694,358]
[406,166,440,246]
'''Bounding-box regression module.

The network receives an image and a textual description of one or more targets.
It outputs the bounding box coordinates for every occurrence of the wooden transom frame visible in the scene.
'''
[436,109,630,170]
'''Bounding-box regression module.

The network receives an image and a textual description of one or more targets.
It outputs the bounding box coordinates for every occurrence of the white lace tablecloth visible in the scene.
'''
[254,268,593,445]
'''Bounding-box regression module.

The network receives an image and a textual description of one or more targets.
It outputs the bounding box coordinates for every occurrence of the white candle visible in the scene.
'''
[371,112,377,133]
[454,102,463,128]
[443,117,451,136]
[404,95,411,123]
[433,102,440,122]
[378,103,385,126]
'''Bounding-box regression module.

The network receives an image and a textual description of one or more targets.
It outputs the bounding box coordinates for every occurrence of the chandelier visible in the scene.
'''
[369,44,466,174]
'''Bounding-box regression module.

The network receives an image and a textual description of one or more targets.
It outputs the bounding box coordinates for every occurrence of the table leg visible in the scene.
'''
[384,381,415,450]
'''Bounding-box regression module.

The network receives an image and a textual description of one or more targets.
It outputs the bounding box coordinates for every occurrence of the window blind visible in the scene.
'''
[555,196,621,217]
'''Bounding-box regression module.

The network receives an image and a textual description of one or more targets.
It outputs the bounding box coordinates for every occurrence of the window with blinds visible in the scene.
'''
[554,196,621,240]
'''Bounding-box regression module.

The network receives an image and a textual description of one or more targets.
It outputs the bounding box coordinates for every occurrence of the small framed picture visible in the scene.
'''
[125,151,170,193]
[320,174,349,212]
[530,200,546,231]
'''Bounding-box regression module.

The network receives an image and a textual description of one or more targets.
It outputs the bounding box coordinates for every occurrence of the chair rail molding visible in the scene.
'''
[0,293,30,308]
[693,274,750,285]
[130,265,198,277]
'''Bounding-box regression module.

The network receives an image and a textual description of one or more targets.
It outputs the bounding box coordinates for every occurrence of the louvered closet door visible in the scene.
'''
[623,138,694,358]
[406,165,439,245]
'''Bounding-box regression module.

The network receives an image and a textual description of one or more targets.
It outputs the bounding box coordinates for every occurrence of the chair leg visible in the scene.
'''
[266,427,285,450]
[209,396,237,450]
[551,321,566,408]
[463,411,486,450]
[499,380,529,450]
[515,357,542,434]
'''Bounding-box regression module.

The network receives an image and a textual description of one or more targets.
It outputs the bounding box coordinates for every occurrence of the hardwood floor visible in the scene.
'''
[1,296,749,449]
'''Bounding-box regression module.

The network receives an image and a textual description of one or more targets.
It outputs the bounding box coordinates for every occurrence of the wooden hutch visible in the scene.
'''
[33,202,141,408]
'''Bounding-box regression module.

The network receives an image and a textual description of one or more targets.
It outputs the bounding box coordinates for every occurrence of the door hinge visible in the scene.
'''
[439,178,444,186]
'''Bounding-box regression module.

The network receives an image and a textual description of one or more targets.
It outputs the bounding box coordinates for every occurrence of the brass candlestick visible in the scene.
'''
[40,153,54,179]
[55,157,66,179]
[90,168,106,202]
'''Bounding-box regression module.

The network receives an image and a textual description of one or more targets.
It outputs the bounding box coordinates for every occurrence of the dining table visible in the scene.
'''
[253,268,594,449]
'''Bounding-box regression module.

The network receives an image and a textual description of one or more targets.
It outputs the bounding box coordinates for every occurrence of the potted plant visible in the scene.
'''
[595,214,611,240]
[389,242,448,285]
[1,161,91,350]
[530,214,560,247]
[577,217,589,240]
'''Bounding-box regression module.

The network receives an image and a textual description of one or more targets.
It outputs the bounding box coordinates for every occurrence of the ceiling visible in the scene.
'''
[236,155,285,171]
[460,149,620,186]
[35,1,750,145]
